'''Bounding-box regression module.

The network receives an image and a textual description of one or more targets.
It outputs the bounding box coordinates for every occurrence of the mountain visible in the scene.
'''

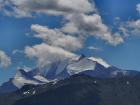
[0,55,140,94]
[1,74,140,105]
[40,55,140,79]
[0,55,140,105]
[0,78,18,94]
[0,68,49,94]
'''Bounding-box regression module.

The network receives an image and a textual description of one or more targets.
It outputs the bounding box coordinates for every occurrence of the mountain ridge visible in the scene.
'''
[1,74,140,105]
[0,55,140,94]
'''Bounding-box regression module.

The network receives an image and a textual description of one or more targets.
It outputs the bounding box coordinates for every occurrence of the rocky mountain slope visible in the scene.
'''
[1,74,140,105]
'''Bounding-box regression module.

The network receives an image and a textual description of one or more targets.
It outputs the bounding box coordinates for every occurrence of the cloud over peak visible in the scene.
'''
[25,24,83,67]
[25,43,76,67]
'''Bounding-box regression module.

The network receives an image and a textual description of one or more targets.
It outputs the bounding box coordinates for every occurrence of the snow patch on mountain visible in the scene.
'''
[55,59,69,75]
[33,75,49,83]
[88,57,110,68]
[12,76,40,89]
[67,58,96,75]
[12,68,49,89]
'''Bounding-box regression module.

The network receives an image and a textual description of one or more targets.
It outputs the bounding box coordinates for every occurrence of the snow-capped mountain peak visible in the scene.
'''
[67,57,96,75]
[67,55,111,75]
[9,68,49,89]
[1,55,139,94]
[13,70,35,88]
[12,76,40,89]
[88,57,111,68]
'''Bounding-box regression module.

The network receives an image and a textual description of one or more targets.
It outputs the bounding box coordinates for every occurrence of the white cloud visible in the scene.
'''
[25,24,83,67]
[127,19,140,36]
[22,1,124,67]
[1,0,95,17]
[12,49,23,55]
[25,43,76,67]
[1,0,124,46]
[136,3,140,13]
[128,19,140,29]
[87,46,102,51]
[118,3,140,37]
[63,14,124,46]
[112,3,140,38]
[121,19,140,36]
[119,25,129,37]
[31,24,83,51]
[9,0,124,67]
[0,50,11,69]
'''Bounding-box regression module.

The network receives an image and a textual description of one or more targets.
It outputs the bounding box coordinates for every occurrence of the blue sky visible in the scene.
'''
[0,0,140,84]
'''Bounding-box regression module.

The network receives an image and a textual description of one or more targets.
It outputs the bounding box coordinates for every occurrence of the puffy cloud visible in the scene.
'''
[0,50,11,69]
[16,0,124,67]
[24,24,82,67]
[25,43,76,67]
[63,14,124,46]
[28,21,123,67]
[136,3,140,13]
[1,0,95,17]
[25,24,83,67]
[128,19,140,29]
[31,24,83,51]
[127,19,140,35]
[1,0,124,46]
[27,16,124,68]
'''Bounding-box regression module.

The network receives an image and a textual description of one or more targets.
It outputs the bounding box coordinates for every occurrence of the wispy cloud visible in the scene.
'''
[87,46,102,51]
[118,3,140,37]
[136,3,140,13]
[0,50,11,69]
